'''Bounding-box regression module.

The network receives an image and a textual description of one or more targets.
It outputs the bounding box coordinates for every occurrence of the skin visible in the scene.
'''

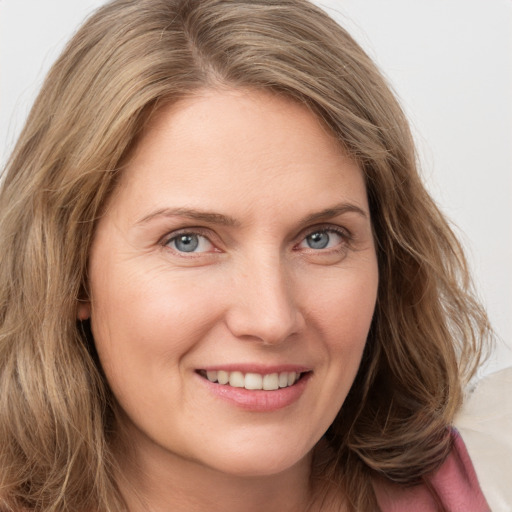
[81,88,379,511]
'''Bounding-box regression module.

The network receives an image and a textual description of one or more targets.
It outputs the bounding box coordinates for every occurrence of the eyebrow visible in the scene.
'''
[136,207,240,227]
[136,202,368,227]
[299,203,368,224]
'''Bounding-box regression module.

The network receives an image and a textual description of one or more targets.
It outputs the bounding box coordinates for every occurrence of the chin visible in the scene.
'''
[196,438,314,478]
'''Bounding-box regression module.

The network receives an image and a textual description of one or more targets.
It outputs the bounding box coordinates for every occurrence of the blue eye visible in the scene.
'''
[173,234,199,252]
[306,231,330,249]
[300,229,344,250]
[167,233,214,253]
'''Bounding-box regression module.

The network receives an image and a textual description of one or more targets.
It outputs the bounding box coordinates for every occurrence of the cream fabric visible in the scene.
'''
[454,367,512,512]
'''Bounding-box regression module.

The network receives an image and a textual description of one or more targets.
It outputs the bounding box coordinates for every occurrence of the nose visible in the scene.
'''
[225,254,305,345]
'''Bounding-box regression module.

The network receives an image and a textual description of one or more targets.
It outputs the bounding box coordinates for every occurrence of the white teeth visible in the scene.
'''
[217,370,229,385]
[279,372,289,388]
[262,373,279,390]
[245,373,263,390]
[202,370,302,390]
[206,370,218,382]
[228,371,245,388]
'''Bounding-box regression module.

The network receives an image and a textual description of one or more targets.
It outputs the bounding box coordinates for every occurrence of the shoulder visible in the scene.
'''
[372,368,512,512]
[373,428,490,512]
[454,367,512,512]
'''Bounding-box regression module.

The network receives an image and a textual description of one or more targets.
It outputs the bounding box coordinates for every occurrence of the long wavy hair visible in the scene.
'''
[0,0,492,510]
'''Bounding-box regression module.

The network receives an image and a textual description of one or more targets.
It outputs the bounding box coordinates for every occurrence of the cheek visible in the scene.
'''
[308,263,378,388]
[88,261,218,386]
[88,277,221,432]
[305,264,378,340]
[291,265,377,439]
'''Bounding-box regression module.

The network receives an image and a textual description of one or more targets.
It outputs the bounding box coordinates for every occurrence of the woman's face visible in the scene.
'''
[83,89,378,478]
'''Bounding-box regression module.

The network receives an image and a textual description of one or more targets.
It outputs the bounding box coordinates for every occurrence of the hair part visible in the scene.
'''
[0,1,492,510]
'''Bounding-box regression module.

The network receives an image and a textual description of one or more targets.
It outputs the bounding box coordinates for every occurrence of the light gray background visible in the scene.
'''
[1,0,511,375]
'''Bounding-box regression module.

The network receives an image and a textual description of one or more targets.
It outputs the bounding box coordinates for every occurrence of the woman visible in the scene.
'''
[0,0,495,510]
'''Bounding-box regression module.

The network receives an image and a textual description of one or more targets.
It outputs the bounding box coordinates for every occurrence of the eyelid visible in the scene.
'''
[160,227,220,253]
[158,223,353,256]
[297,223,352,244]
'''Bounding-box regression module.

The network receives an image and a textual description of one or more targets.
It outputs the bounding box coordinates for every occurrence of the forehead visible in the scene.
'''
[111,88,368,223]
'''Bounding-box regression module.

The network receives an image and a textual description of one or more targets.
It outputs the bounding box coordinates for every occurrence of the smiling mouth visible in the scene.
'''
[197,370,308,391]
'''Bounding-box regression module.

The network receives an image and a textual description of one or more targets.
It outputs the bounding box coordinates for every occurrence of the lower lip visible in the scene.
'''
[197,373,311,412]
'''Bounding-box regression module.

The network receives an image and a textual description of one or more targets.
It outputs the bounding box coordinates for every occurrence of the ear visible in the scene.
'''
[77,302,91,321]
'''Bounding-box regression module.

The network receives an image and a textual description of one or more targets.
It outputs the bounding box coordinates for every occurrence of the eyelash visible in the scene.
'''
[161,228,217,255]
[296,225,353,252]
[160,224,353,255]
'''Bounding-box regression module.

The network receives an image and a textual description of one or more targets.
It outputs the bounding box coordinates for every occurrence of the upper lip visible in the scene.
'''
[197,364,312,374]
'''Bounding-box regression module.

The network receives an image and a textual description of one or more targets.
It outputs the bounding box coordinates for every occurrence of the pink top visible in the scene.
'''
[373,430,490,511]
